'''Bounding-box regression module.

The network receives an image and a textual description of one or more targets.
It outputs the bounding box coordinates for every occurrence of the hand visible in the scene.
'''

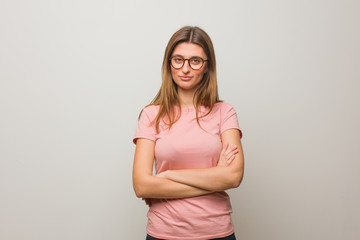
[217,144,238,167]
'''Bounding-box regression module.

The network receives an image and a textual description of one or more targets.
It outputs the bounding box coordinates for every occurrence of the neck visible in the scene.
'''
[178,88,196,108]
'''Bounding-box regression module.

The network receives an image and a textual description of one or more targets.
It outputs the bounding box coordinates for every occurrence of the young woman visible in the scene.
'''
[133,26,244,240]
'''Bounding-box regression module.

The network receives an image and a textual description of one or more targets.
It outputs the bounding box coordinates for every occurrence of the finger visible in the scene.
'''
[230,145,238,152]
[226,154,236,164]
[226,150,238,163]
[225,145,237,155]
[220,143,229,157]
[231,148,239,155]
[220,148,226,157]
[225,147,238,159]
[227,154,238,162]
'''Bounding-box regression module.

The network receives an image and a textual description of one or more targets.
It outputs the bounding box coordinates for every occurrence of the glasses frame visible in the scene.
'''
[169,56,208,70]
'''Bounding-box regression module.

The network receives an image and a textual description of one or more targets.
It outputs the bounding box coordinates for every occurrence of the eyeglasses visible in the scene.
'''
[169,56,207,70]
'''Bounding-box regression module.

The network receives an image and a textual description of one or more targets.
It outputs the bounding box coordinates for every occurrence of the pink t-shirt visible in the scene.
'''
[133,102,242,240]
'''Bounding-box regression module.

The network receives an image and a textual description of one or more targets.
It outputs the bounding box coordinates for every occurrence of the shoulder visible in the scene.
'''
[213,101,239,122]
[213,101,237,113]
[143,104,160,112]
[205,101,238,121]
[214,102,241,136]
[140,104,160,118]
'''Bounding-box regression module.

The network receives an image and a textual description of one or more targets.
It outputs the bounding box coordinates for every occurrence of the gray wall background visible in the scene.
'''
[1,0,359,239]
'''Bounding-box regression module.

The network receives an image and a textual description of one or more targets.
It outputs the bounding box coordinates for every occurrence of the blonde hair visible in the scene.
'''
[147,26,221,132]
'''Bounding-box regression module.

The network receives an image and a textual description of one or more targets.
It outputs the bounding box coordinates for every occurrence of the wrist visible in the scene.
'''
[157,170,170,178]
[163,170,171,178]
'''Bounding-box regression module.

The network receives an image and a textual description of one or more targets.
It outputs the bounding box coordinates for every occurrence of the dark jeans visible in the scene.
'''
[146,233,236,240]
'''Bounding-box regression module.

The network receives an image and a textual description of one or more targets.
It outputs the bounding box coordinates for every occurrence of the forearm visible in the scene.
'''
[159,129,244,191]
[133,139,211,199]
[160,165,243,192]
[133,174,212,199]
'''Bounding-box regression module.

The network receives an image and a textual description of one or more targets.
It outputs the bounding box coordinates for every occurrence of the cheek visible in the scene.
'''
[170,68,177,79]
[196,71,205,80]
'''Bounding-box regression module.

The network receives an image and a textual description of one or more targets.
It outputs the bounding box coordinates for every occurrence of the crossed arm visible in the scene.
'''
[132,128,244,199]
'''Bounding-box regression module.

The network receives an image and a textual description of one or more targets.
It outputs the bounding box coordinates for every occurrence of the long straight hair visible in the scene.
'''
[148,26,221,132]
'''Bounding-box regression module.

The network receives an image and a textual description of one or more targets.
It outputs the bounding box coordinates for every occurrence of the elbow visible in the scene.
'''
[227,178,240,189]
[214,168,244,191]
[133,185,144,198]
[231,177,242,188]
[229,169,244,189]
[133,174,157,198]
[133,179,148,198]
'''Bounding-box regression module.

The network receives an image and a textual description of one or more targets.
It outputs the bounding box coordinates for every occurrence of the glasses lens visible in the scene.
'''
[171,57,184,69]
[170,56,205,70]
[189,57,203,70]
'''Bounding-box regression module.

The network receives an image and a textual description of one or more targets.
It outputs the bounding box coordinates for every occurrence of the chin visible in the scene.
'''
[178,84,197,91]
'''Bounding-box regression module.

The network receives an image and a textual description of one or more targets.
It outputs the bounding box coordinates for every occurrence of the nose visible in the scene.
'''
[182,59,191,73]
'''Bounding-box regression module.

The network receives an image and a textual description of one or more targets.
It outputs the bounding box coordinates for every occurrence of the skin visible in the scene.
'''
[132,43,244,200]
[170,42,208,107]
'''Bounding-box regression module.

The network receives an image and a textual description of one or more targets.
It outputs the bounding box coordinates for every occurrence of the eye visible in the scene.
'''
[173,57,183,63]
[190,57,202,65]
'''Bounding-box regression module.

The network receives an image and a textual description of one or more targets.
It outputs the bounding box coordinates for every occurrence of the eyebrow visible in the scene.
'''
[171,54,203,58]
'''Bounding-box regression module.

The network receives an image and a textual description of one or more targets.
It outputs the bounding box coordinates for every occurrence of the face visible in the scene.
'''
[170,42,207,92]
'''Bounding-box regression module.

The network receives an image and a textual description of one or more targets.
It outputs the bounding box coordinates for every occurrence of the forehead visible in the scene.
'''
[172,42,206,58]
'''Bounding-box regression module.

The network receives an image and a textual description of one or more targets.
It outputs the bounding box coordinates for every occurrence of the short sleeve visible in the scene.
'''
[133,106,157,144]
[220,103,243,138]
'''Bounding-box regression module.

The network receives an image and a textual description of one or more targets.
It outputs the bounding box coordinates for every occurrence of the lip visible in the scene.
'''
[179,76,193,81]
